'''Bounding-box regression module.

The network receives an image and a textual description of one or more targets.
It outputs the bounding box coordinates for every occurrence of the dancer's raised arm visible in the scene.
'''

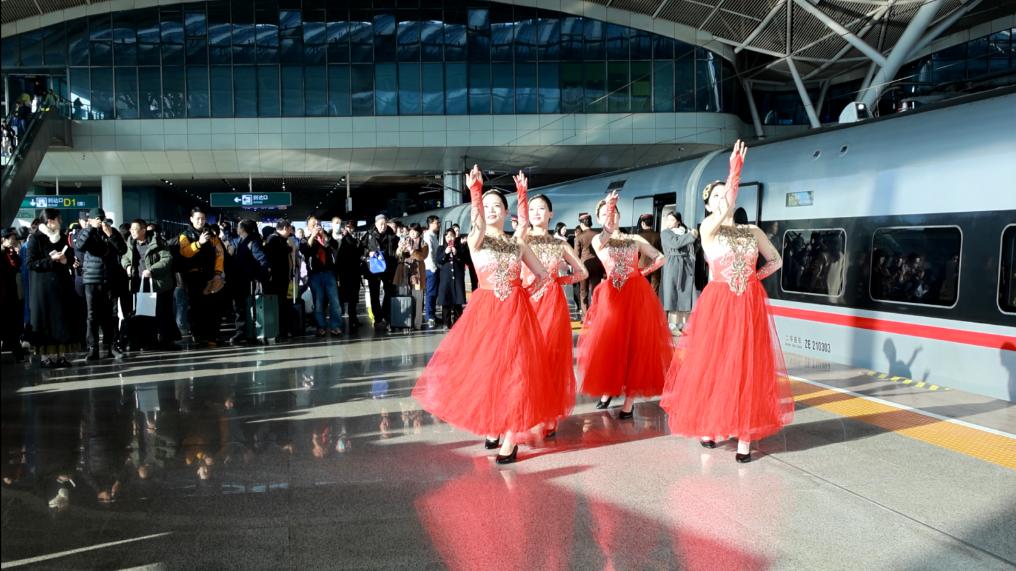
[466,164,485,250]
[702,140,747,239]
[513,170,530,242]
[594,190,620,250]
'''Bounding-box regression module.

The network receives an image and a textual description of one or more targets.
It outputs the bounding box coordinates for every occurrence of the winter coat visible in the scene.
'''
[233,236,270,294]
[26,227,78,345]
[122,235,174,293]
[661,227,697,312]
[437,242,467,306]
[300,231,338,275]
[74,226,128,285]
[363,226,399,269]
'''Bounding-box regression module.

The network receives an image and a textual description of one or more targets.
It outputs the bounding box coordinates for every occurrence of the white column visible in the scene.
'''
[101,175,123,224]
[443,171,464,207]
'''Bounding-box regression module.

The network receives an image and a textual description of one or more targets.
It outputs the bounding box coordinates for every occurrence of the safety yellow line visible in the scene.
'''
[792,382,1016,471]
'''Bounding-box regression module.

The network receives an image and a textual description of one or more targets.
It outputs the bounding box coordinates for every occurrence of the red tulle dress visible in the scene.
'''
[521,234,578,418]
[577,234,674,398]
[412,233,566,436]
[660,224,795,441]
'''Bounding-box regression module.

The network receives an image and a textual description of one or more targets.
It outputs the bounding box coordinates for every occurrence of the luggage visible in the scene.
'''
[254,294,279,341]
[245,293,279,342]
[291,300,305,336]
[389,295,415,331]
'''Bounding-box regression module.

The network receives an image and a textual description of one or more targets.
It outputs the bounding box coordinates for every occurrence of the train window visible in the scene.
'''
[780,229,846,297]
[999,225,1016,314]
[870,226,961,308]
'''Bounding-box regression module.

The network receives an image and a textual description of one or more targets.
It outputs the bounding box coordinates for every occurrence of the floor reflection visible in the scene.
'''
[2,332,1013,569]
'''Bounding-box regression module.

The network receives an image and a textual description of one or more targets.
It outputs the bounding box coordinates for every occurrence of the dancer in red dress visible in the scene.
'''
[576,191,674,419]
[412,165,559,464]
[514,171,589,436]
[659,141,794,462]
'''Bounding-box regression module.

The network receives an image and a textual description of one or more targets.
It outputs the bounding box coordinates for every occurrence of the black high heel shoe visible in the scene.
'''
[495,445,519,464]
[484,437,500,449]
[595,397,613,410]
[700,440,716,448]
[735,452,752,463]
[618,408,634,420]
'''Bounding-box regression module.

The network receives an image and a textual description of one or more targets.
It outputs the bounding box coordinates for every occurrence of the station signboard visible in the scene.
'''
[20,195,100,210]
[210,192,292,208]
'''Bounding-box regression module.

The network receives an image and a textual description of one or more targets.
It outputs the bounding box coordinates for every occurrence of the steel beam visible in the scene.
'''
[653,0,671,19]
[735,0,786,53]
[908,0,984,58]
[787,58,821,128]
[859,0,945,108]
[742,79,766,139]
[803,2,893,80]
[792,0,887,67]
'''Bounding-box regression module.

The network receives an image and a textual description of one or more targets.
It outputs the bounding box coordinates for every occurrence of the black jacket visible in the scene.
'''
[437,243,467,306]
[73,226,127,286]
[300,232,338,275]
[363,226,399,264]
[233,236,270,288]
[264,233,293,291]
[335,231,363,276]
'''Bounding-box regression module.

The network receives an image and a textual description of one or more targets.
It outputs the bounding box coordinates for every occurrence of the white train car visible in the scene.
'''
[407,88,1016,401]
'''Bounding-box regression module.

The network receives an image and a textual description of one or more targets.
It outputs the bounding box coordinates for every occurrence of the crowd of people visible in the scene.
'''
[2,90,63,163]
[0,202,551,368]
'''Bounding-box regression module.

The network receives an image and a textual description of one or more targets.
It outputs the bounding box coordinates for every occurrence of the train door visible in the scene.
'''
[630,192,678,232]
[735,182,763,225]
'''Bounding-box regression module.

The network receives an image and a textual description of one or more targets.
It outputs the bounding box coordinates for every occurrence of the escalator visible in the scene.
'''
[1,108,72,227]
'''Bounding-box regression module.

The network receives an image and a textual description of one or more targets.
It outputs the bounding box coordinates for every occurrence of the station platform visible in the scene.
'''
[1,329,1014,570]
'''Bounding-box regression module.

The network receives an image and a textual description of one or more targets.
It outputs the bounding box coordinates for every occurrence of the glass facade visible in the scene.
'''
[0,0,739,120]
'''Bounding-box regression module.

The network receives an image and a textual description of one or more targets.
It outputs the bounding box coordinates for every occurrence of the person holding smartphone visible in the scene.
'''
[74,208,128,361]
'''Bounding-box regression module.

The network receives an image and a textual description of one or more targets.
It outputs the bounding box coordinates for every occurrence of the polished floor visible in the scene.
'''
[2,325,1015,570]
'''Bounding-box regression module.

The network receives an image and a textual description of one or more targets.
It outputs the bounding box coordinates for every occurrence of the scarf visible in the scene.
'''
[315,233,328,265]
[39,224,62,244]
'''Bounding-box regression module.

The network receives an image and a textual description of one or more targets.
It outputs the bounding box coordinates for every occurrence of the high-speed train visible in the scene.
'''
[407,88,1016,402]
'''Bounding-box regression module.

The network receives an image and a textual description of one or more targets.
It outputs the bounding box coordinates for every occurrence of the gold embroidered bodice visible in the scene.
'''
[704,225,758,295]
[521,234,565,301]
[471,233,522,301]
[596,234,639,290]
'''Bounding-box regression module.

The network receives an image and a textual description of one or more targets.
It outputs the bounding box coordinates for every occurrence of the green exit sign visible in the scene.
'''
[210,192,292,208]
[21,195,100,210]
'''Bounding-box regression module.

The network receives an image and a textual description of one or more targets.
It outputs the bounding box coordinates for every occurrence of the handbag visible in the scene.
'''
[368,251,387,274]
[135,276,158,317]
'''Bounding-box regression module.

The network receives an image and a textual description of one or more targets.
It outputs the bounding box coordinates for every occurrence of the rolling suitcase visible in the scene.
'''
[389,295,415,331]
[254,294,279,341]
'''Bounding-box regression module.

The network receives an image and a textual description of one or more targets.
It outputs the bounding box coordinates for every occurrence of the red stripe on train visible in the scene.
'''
[769,305,1016,350]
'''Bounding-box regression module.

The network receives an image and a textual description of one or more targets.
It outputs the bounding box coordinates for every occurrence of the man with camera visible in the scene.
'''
[74,208,128,360]
[177,207,225,347]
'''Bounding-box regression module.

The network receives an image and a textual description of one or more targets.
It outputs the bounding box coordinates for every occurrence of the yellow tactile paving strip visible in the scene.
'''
[791,382,1016,471]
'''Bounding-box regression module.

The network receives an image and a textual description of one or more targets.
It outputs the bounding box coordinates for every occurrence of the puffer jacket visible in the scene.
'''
[73,226,127,285]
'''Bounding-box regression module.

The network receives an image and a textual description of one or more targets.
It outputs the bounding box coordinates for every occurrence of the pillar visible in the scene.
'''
[101,175,123,224]
[443,171,464,208]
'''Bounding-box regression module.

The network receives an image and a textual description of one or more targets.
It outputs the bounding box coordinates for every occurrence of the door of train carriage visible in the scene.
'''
[630,193,679,234]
